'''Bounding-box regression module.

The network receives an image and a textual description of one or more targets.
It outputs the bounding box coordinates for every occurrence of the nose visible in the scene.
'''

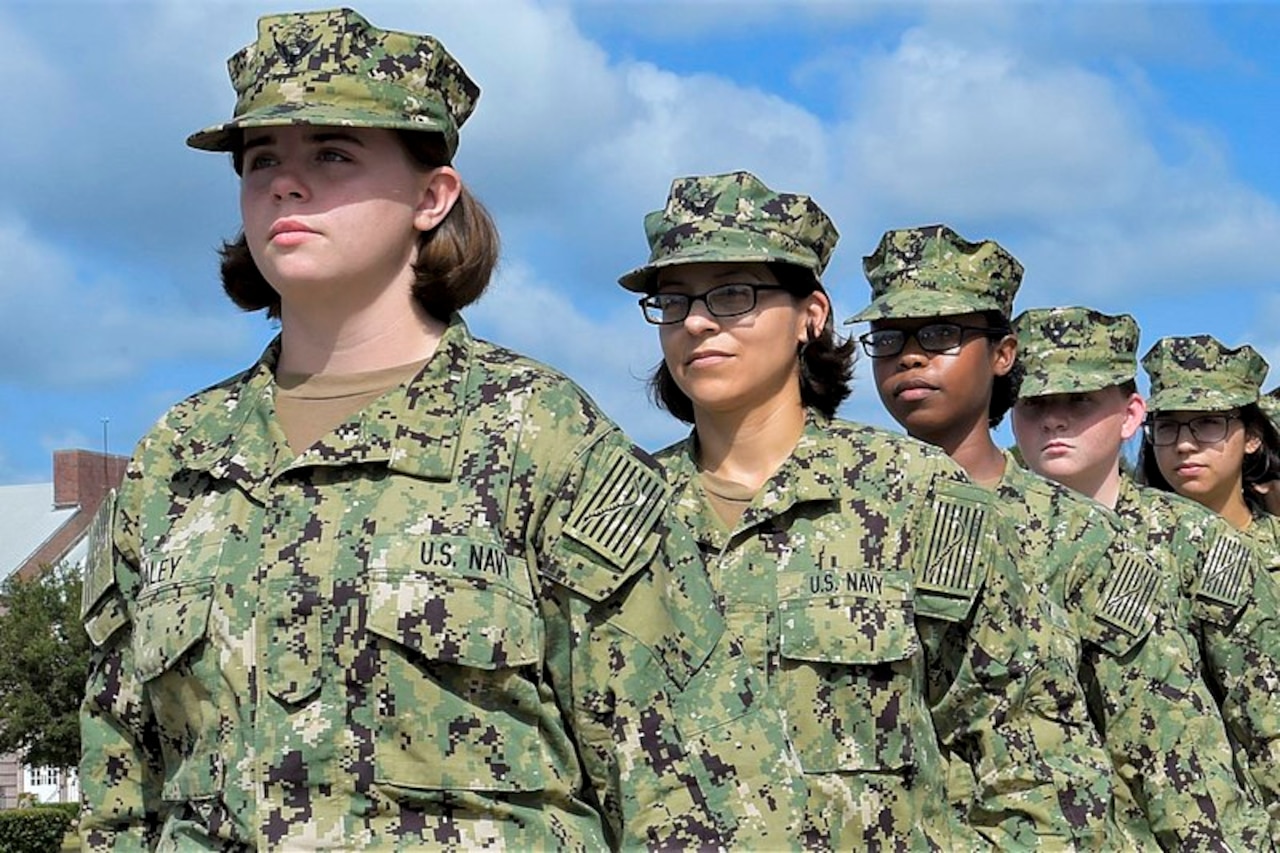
[1172,424,1199,450]
[1041,402,1069,431]
[681,298,719,333]
[269,168,309,203]
[896,335,929,369]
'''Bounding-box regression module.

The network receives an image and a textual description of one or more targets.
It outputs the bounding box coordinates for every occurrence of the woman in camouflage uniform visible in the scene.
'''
[618,170,1092,850]
[1012,307,1280,846]
[850,225,1269,850]
[1140,336,1280,575]
[78,8,723,851]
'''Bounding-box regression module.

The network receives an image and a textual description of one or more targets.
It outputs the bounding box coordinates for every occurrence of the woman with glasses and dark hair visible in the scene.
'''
[1139,336,1280,574]
[619,171,1097,849]
[851,225,1269,849]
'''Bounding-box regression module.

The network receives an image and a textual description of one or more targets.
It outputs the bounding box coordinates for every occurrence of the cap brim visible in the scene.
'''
[845,291,1001,325]
[1146,387,1257,413]
[1017,370,1131,400]
[186,106,454,152]
[618,246,820,293]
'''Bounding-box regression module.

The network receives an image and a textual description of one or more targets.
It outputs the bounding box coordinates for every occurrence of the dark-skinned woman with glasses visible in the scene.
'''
[617,172,1111,850]
[1139,337,1280,579]
[850,224,1270,850]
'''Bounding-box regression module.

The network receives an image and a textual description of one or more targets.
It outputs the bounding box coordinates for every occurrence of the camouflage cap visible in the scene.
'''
[1260,386,1280,428]
[187,8,479,158]
[1013,306,1139,399]
[1141,335,1269,413]
[847,224,1022,323]
[617,171,838,293]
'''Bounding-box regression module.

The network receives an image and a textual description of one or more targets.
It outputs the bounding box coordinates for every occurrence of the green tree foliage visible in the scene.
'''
[0,563,89,770]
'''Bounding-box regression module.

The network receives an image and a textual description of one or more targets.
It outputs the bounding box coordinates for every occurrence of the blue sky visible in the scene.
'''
[2,0,1278,483]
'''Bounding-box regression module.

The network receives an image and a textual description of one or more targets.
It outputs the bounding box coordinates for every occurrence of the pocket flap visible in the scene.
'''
[134,579,214,681]
[780,590,918,665]
[367,570,542,670]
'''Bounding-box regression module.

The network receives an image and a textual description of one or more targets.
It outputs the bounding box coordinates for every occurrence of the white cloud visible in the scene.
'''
[837,29,1159,221]
[468,259,687,451]
[0,214,252,388]
[823,24,1280,309]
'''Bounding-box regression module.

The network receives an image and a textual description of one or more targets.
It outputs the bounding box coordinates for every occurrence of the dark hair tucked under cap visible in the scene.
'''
[187,7,479,158]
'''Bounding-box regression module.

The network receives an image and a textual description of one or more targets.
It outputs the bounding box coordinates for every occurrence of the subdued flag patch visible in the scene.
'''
[1195,531,1252,607]
[918,495,985,597]
[1098,552,1160,637]
[82,488,117,618]
[565,450,666,569]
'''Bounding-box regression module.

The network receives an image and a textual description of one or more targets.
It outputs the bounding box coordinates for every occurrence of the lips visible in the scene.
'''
[269,219,317,240]
[892,377,937,400]
[686,349,732,367]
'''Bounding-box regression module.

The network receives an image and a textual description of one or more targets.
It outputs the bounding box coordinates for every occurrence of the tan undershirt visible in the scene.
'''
[699,469,758,530]
[274,359,428,455]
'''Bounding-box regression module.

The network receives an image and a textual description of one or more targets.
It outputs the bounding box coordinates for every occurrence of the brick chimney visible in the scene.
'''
[15,449,129,581]
[52,449,129,510]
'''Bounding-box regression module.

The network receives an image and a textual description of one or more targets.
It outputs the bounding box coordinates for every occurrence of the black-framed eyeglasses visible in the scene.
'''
[639,283,789,325]
[857,323,1010,358]
[1144,414,1240,447]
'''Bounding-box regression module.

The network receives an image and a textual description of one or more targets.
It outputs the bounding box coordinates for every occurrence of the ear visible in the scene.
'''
[413,166,463,233]
[990,333,1017,378]
[800,289,831,344]
[1245,427,1264,455]
[1120,392,1147,441]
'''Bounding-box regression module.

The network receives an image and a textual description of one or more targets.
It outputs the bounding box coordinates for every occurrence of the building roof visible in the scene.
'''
[0,483,78,581]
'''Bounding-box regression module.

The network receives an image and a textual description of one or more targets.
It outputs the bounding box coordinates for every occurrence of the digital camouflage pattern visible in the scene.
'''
[1013,307,1140,399]
[1114,473,1280,846]
[617,171,838,293]
[847,224,1022,323]
[79,316,725,851]
[187,8,479,157]
[996,456,1271,850]
[1141,334,1269,414]
[1242,514,1280,579]
[654,413,1105,850]
[1264,386,1280,429]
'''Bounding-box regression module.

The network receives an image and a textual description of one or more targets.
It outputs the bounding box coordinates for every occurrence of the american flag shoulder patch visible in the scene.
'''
[564,449,666,570]
[1098,551,1160,637]
[82,488,117,619]
[917,491,987,598]
[1194,530,1252,607]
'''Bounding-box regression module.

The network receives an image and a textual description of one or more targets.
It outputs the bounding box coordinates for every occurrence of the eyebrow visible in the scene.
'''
[240,130,368,152]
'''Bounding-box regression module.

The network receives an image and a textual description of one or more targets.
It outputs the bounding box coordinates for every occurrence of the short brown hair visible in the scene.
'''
[220,130,499,322]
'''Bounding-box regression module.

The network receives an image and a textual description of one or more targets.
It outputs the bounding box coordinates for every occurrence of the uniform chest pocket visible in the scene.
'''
[778,577,921,774]
[133,578,221,801]
[366,567,546,793]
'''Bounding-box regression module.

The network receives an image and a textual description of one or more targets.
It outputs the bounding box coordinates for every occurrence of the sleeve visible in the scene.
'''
[1191,520,1280,846]
[79,470,168,852]
[533,429,726,851]
[913,474,1109,849]
[1073,528,1273,851]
